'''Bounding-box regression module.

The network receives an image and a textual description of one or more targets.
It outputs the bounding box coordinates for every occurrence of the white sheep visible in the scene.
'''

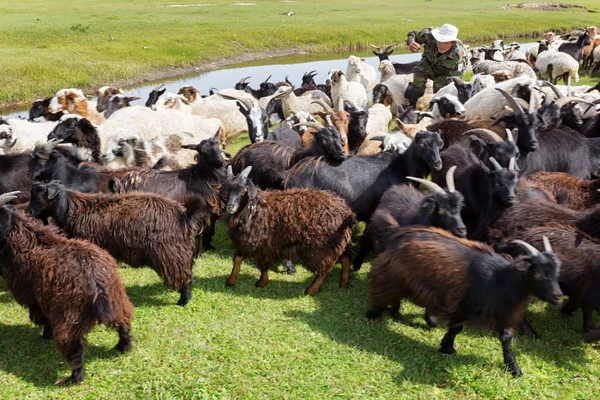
[272,85,332,117]
[0,119,58,154]
[48,88,105,125]
[535,48,580,84]
[357,103,393,155]
[346,55,378,91]
[469,73,496,94]
[464,76,540,119]
[369,131,413,154]
[590,45,600,75]
[472,59,537,80]
[328,69,367,111]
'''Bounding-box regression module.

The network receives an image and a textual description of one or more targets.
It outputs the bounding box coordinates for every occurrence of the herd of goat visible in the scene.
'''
[2,28,600,385]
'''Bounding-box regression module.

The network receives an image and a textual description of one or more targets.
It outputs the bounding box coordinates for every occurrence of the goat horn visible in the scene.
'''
[505,128,514,143]
[274,87,294,99]
[368,44,382,52]
[293,121,324,131]
[263,75,271,83]
[308,70,318,77]
[509,157,517,171]
[0,191,20,207]
[446,166,457,193]
[529,87,538,112]
[555,97,596,109]
[489,157,502,171]
[406,177,446,195]
[496,88,525,116]
[542,235,553,253]
[463,128,503,143]
[539,80,563,99]
[384,42,399,53]
[216,91,255,111]
[449,76,465,86]
[238,76,251,84]
[311,99,334,114]
[513,240,541,257]
[227,165,234,179]
[152,83,166,92]
[369,136,386,141]
[43,138,64,152]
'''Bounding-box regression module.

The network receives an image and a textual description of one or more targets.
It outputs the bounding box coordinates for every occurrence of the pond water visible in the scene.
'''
[1,42,538,120]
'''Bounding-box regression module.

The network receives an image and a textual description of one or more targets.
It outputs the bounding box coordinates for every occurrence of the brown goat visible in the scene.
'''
[309,99,350,153]
[525,172,600,210]
[582,27,598,69]
[221,166,356,295]
[0,192,133,385]
[26,182,206,306]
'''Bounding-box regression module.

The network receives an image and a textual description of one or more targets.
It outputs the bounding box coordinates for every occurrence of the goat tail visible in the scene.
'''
[94,285,116,325]
[182,196,211,234]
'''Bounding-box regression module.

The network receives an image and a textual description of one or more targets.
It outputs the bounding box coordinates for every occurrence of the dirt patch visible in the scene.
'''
[502,3,596,12]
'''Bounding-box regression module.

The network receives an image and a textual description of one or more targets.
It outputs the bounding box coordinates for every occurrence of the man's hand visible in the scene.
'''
[409,42,421,53]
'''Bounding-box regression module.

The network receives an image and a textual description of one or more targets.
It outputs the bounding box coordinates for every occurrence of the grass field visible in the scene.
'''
[1,0,600,108]
[1,134,600,399]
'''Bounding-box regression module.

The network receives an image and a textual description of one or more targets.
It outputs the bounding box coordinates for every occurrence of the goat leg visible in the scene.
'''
[56,338,85,385]
[518,316,539,339]
[201,217,217,251]
[424,308,439,328]
[255,267,270,288]
[560,298,579,317]
[305,274,327,296]
[339,255,351,288]
[177,281,193,307]
[439,323,463,354]
[43,324,54,340]
[499,328,522,377]
[353,234,374,271]
[226,250,243,287]
[389,300,401,321]
[366,304,386,320]
[115,323,133,352]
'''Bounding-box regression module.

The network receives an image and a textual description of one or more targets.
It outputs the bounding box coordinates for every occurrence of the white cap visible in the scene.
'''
[432,24,459,43]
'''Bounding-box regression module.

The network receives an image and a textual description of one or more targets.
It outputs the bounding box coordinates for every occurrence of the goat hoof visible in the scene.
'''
[509,364,523,377]
[366,306,383,320]
[583,329,600,343]
[42,327,53,340]
[115,341,132,353]
[425,313,439,328]
[439,346,456,355]
[255,280,268,288]
[225,278,237,287]
[352,263,362,272]
[560,307,575,317]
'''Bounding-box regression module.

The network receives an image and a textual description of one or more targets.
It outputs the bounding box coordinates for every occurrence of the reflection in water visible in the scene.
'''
[1,42,537,119]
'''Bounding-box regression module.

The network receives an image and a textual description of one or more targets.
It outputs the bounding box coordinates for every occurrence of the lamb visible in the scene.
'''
[271,85,333,118]
[328,69,368,110]
[523,172,600,210]
[96,86,123,112]
[472,59,537,80]
[0,192,133,385]
[535,44,580,84]
[346,55,378,91]
[0,118,58,154]
[367,224,562,377]
[26,181,207,306]
[48,88,105,125]
[358,103,393,155]
[220,166,356,295]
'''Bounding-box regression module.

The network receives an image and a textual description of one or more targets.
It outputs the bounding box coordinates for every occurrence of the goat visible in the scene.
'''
[28,97,64,122]
[145,83,166,108]
[221,166,356,295]
[558,31,591,62]
[0,192,133,385]
[329,69,368,110]
[346,56,378,91]
[367,224,562,377]
[524,172,600,210]
[26,182,206,306]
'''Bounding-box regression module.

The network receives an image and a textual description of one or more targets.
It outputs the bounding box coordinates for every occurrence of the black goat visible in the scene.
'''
[343,101,369,154]
[369,43,419,75]
[367,224,562,377]
[558,31,591,62]
[283,131,444,222]
[353,166,466,271]
[29,97,64,121]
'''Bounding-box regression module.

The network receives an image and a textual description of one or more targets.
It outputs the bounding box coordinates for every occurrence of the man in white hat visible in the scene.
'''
[404,24,469,106]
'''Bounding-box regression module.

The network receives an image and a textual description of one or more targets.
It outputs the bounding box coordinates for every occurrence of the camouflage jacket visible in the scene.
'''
[406,27,469,73]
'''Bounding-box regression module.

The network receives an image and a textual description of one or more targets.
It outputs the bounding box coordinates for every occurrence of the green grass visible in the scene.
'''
[1,134,600,399]
[1,0,600,108]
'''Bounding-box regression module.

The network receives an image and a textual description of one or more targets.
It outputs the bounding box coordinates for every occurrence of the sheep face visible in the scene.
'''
[328,70,346,86]
[413,131,444,171]
[47,115,94,144]
[26,181,64,221]
[429,94,466,119]
[223,166,254,215]
[146,87,166,108]
[178,86,200,103]
[0,124,16,152]
[96,87,122,112]
[372,85,392,106]
[104,95,140,119]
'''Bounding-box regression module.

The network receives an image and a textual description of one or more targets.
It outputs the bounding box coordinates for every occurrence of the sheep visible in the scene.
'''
[48,88,105,125]
[558,31,591,62]
[220,166,356,295]
[103,94,140,119]
[590,45,600,75]
[472,59,537,80]
[96,86,123,112]
[346,55,378,91]
[366,224,562,377]
[378,60,398,83]
[107,132,228,251]
[353,166,466,271]
[0,118,58,154]
[145,83,166,108]
[536,44,580,84]
[524,172,600,210]
[358,103,393,155]
[0,192,133,385]
[284,130,444,222]
[26,181,207,306]
[28,97,64,122]
[428,94,466,121]
[328,69,367,110]
[271,85,333,118]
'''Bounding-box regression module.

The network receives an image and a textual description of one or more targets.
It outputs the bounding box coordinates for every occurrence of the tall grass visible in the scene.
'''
[1,0,599,107]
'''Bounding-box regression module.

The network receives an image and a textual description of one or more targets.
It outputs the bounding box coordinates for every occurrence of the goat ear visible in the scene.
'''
[468,135,487,158]
[158,88,166,96]
[388,49,394,55]
[78,118,96,134]
[210,183,223,191]
[181,144,198,150]
[421,197,437,214]
[512,259,532,272]
[372,51,379,57]
[47,183,60,200]
[247,180,258,200]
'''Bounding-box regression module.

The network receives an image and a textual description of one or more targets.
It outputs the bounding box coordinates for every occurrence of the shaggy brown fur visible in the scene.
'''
[0,208,133,385]
[427,118,506,148]
[222,186,356,295]
[525,172,600,210]
[27,184,206,306]
[582,27,598,69]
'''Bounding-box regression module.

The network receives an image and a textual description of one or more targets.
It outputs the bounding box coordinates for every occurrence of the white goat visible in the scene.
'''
[464,76,540,119]
[346,56,378,91]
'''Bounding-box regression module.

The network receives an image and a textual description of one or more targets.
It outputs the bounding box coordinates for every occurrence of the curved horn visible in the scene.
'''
[446,166,457,193]
[0,191,20,207]
[540,80,563,99]
[509,157,517,171]
[308,70,318,77]
[368,44,382,52]
[489,157,502,171]
[542,235,553,253]
[505,128,514,143]
[529,87,538,112]
[293,121,324,131]
[449,76,465,86]
[406,177,446,195]
[311,99,334,114]
[343,100,358,110]
[152,83,166,92]
[369,136,386,141]
[513,240,541,257]
[238,76,251,85]
[555,97,596,109]
[384,42,400,53]
[325,115,334,128]
[216,91,255,111]
[43,138,64,153]
[463,128,503,143]
[496,88,525,116]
